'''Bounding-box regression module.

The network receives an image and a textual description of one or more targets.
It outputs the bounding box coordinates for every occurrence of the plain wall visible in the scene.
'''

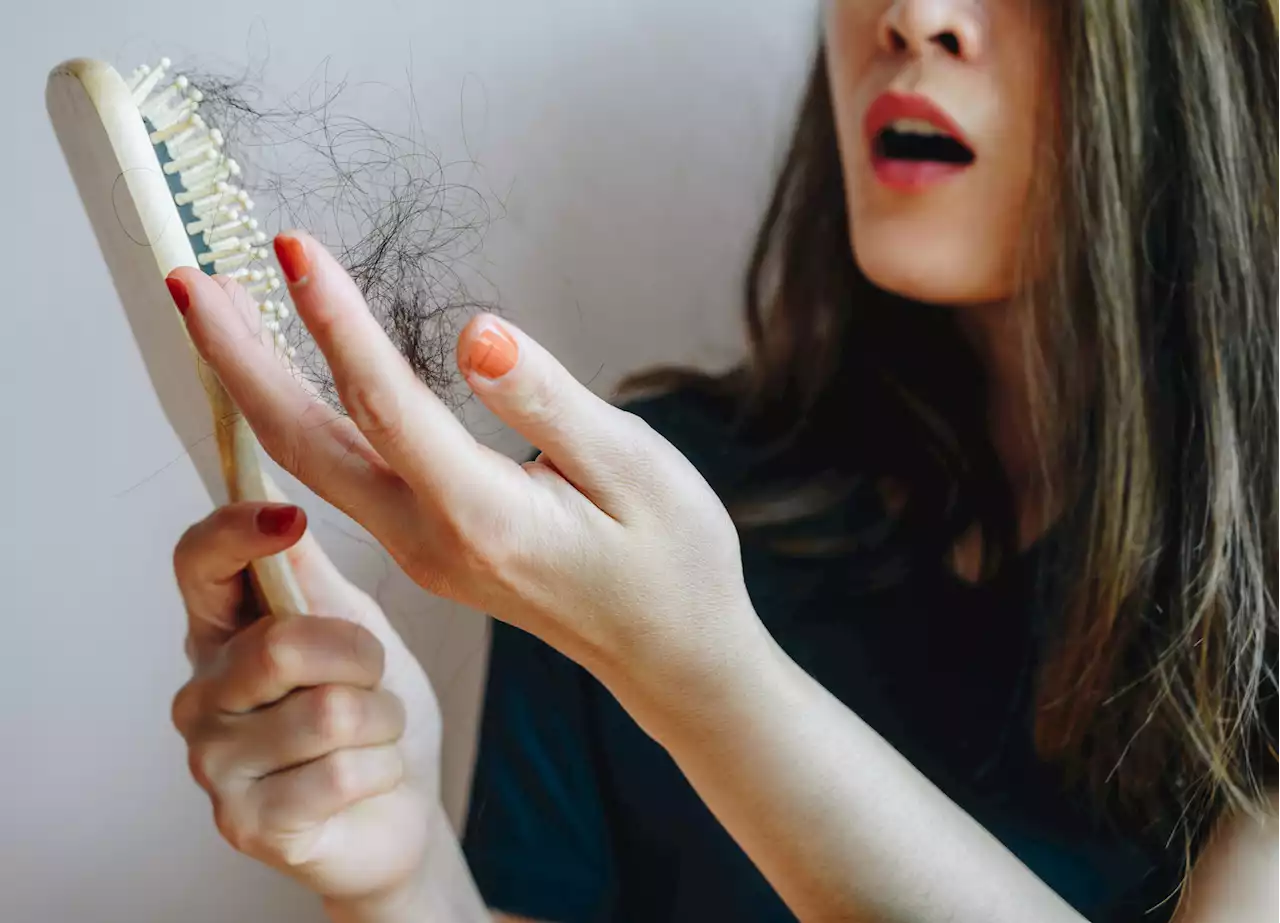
[0,2,815,921]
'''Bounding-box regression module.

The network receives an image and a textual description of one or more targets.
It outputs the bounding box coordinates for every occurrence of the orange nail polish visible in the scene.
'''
[469,322,519,380]
[274,234,310,284]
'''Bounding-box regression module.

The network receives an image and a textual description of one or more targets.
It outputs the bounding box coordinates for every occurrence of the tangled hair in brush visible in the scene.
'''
[180,57,500,412]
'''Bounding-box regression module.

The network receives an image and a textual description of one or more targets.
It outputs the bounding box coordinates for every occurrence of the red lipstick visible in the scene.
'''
[864,91,975,191]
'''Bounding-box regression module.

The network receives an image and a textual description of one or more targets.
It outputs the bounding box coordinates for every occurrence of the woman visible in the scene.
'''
[164,1,1278,921]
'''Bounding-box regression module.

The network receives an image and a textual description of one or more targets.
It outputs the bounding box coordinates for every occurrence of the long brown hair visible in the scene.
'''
[619,1,1278,843]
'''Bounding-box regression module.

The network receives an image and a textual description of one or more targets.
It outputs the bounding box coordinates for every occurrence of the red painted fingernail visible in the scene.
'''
[166,276,189,316]
[256,504,301,536]
[273,234,310,285]
[467,320,519,380]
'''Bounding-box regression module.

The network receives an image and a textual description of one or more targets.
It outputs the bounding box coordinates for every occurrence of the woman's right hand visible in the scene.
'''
[170,501,444,908]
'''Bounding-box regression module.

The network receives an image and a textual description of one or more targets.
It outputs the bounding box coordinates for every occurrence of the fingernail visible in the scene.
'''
[467,320,519,380]
[166,277,189,316]
[274,234,310,285]
[256,504,301,536]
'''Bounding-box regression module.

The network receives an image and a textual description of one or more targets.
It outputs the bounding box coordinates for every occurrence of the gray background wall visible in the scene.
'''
[0,2,814,921]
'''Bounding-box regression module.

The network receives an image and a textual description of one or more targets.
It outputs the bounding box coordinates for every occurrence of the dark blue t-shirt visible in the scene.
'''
[462,390,1185,922]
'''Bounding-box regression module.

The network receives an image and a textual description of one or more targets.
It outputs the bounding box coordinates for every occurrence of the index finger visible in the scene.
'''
[170,266,413,542]
[272,231,515,509]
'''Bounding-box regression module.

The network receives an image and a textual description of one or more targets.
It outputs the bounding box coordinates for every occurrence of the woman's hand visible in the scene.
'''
[170,501,445,908]
[168,235,765,712]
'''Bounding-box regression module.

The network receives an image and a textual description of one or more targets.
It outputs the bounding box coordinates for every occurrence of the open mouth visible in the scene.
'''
[874,119,975,166]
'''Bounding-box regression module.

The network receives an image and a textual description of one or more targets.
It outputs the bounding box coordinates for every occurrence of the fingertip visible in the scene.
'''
[273,231,312,286]
[459,313,520,382]
[256,503,306,538]
[165,274,189,316]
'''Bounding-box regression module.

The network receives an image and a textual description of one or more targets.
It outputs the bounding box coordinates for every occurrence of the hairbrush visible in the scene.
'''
[46,57,308,616]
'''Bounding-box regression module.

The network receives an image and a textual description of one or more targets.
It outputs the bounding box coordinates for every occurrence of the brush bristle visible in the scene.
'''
[132,58,296,359]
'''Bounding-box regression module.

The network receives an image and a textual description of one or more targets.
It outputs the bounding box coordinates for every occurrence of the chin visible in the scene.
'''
[851,229,1013,308]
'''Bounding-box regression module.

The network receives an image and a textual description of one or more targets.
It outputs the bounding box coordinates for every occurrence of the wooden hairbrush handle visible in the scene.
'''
[47,57,308,618]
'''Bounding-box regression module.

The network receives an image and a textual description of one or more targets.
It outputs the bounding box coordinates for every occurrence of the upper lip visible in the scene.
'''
[863,91,974,153]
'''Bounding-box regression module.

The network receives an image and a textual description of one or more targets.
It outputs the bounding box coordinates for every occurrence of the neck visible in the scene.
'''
[954,299,1054,547]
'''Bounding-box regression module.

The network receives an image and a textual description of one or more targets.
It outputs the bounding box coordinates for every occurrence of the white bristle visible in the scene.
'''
[197,238,252,265]
[164,147,218,176]
[140,75,190,120]
[181,158,240,191]
[205,214,257,244]
[191,187,250,217]
[132,58,173,105]
[175,180,227,208]
[162,121,208,156]
[125,64,151,92]
[286,346,297,358]
[211,247,268,274]
[167,130,222,163]
[198,232,268,265]
[135,57,294,357]
[184,205,240,235]
[149,111,198,143]
[163,117,210,154]
[174,179,218,204]
[152,95,200,131]
[245,275,281,298]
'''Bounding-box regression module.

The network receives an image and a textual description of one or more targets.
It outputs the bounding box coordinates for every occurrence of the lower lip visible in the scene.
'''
[871,154,971,191]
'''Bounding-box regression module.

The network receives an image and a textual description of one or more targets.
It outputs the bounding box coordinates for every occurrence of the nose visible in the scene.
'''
[877,0,984,61]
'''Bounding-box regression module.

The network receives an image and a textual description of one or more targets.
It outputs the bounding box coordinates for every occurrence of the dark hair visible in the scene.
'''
[618,1,1278,848]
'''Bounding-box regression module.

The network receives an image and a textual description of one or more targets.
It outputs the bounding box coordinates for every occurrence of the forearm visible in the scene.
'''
[607,622,1086,923]
[324,804,492,923]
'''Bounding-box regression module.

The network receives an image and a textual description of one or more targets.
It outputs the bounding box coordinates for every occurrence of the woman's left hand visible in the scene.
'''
[168,232,763,712]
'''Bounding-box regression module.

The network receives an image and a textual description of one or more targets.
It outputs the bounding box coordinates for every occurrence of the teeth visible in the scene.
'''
[885,118,949,137]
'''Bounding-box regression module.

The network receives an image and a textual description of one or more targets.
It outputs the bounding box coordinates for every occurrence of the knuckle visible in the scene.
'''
[521,375,567,428]
[212,802,254,855]
[347,380,404,445]
[343,620,385,681]
[320,749,363,802]
[186,740,219,792]
[257,620,302,687]
[310,685,360,746]
[172,515,215,580]
[170,682,202,737]
[271,834,312,869]
[171,524,198,577]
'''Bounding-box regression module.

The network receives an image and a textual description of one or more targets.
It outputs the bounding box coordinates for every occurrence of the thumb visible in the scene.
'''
[457,313,644,514]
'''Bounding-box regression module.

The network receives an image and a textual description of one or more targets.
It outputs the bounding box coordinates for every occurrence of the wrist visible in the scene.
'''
[598,597,788,751]
[322,804,472,923]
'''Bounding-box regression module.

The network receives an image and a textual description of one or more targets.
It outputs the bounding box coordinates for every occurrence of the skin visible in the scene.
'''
[170,1,1277,920]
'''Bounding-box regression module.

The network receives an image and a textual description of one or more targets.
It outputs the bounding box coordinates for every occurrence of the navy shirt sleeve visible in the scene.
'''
[462,617,618,922]
[460,391,732,921]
